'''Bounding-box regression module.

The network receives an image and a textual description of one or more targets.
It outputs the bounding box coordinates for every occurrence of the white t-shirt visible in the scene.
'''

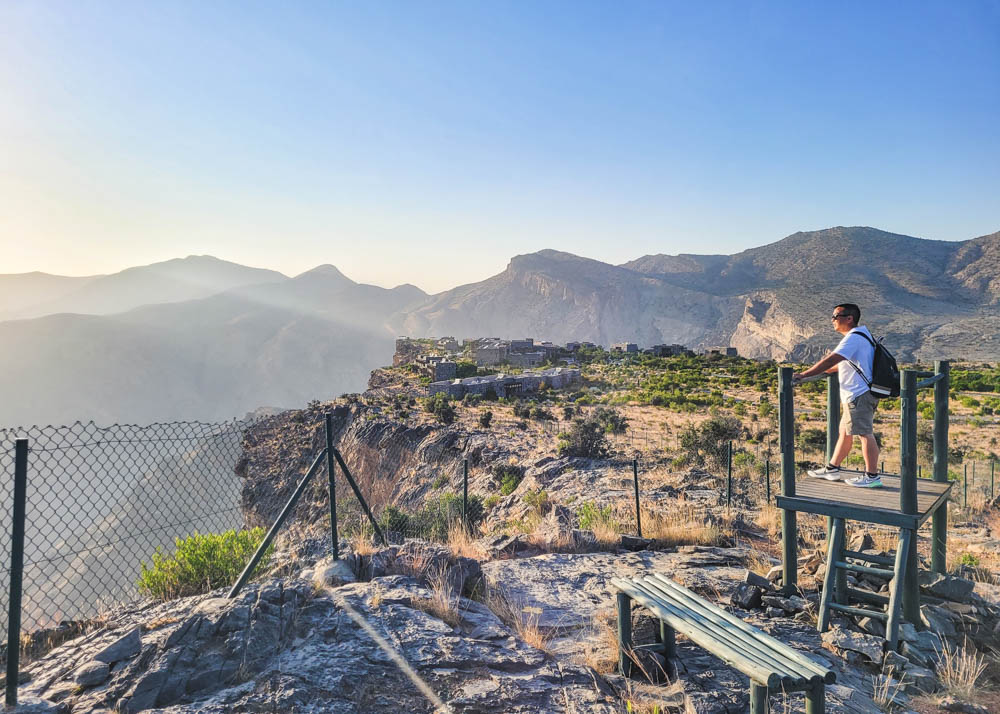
[834,326,875,400]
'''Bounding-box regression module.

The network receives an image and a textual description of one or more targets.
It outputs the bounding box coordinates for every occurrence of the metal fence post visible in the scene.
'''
[463,458,469,524]
[632,458,642,538]
[765,460,770,503]
[992,460,995,500]
[726,441,733,508]
[964,463,968,509]
[228,448,328,598]
[6,439,28,708]
[325,414,338,561]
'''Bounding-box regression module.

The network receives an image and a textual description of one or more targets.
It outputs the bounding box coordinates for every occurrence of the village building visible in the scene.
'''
[428,367,581,399]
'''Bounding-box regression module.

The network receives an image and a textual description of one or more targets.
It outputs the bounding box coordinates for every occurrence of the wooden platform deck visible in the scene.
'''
[776,471,953,529]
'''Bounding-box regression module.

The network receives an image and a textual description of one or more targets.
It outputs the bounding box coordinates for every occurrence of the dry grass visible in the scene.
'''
[745,549,778,578]
[936,640,987,702]
[409,566,463,628]
[754,502,781,537]
[483,581,552,652]
[350,532,379,557]
[446,522,484,560]
[871,664,907,711]
[591,517,624,550]
[640,502,724,548]
[580,610,619,674]
[141,615,183,632]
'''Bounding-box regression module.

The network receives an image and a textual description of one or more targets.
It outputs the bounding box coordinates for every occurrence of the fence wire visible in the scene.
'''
[1,418,259,646]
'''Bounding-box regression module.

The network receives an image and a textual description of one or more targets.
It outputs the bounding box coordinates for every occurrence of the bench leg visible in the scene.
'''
[617,592,633,677]
[805,683,825,714]
[660,620,676,679]
[750,681,768,714]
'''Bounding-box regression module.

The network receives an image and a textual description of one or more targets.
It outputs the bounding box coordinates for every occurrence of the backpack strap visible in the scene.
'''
[843,329,875,388]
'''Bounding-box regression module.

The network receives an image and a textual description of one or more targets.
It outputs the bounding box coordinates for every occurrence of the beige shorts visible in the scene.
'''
[841,392,878,436]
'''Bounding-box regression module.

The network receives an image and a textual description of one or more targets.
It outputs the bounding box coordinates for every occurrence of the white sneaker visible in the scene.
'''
[847,474,883,488]
[807,465,842,480]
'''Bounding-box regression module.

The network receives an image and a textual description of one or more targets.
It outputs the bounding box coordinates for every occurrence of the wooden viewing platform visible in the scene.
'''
[777,470,952,530]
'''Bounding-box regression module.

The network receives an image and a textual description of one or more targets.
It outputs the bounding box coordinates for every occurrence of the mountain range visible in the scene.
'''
[1,227,997,426]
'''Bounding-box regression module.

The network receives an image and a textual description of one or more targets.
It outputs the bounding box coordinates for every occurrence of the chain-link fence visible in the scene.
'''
[1,418,260,647]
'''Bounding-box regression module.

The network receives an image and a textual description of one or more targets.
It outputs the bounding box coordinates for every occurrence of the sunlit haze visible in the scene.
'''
[1,1,997,293]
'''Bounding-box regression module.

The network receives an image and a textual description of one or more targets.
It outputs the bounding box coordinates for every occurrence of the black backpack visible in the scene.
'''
[847,329,900,399]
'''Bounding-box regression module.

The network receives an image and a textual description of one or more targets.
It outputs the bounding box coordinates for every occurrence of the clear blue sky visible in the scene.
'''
[1,1,997,292]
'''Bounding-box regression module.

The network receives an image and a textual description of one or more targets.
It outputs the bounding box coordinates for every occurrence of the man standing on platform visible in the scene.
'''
[793,303,883,488]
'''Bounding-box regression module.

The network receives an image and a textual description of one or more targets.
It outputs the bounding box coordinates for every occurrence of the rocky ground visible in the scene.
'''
[10,378,1000,713]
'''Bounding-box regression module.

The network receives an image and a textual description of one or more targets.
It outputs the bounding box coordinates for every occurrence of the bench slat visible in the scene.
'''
[636,577,820,687]
[646,573,835,684]
[623,578,812,689]
[613,578,785,690]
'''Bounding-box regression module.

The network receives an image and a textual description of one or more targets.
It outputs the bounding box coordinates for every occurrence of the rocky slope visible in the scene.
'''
[10,392,1000,713]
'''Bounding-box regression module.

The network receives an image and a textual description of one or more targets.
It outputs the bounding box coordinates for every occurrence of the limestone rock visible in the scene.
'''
[822,625,884,663]
[731,583,763,610]
[93,628,141,664]
[920,573,975,603]
[73,661,110,687]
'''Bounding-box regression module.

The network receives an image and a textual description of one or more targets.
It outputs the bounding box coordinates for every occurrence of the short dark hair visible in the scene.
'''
[835,303,861,326]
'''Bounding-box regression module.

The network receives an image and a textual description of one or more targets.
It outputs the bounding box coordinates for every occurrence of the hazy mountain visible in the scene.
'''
[3,255,286,320]
[0,272,103,321]
[0,267,422,425]
[1,226,997,427]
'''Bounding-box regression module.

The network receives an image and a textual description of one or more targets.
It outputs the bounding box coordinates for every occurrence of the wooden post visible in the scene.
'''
[818,518,845,633]
[825,374,840,541]
[931,361,949,574]
[617,592,633,677]
[900,370,920,624]
[750,681,768,714]
[779,366,797,592]
[806,683,825,714]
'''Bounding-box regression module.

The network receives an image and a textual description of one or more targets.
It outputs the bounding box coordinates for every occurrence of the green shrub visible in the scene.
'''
[432,473,449,489]
[959,552,980,568]
[679,416,744,468]
[493,463,526,495]
[557,418,610,458]
[577,501,617,531]
[423,393,457,424]
[796,428,827,453]
[592,406,628,434]
[479,410,493,428]
[138,528,270,601]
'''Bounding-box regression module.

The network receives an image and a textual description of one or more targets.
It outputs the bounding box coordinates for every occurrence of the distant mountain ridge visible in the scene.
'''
[0,226,997,425]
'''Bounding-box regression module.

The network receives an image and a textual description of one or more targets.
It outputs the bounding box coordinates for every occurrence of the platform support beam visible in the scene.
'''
[779,366,797,593]
[900,370,920,624]
[931,360,950,575]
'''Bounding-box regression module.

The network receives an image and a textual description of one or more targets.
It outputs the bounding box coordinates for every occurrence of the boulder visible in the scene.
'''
[849,532,876,552]
[920,573,975,603]
[73,661,110,687]
[744,570,773,591]
[731,582,763,610]
[821,625,884,663]
[619,535,652,551]
[93,628,142,664]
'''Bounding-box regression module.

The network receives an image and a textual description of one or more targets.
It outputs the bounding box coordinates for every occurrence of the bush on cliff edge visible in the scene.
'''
[137,527,271,601]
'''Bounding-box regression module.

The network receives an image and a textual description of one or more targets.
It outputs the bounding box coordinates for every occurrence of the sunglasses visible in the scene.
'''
[831,313,851,320]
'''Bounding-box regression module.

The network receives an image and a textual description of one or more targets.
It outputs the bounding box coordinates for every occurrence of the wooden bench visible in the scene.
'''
[612,574,835,714]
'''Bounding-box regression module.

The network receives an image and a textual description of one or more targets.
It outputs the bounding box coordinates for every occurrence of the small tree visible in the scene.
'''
[558,418,610,458]
[424,393,457,425]
[479,410,493,428]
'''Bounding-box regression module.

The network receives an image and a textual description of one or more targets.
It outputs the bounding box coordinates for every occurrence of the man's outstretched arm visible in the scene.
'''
[793,352,845,382]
